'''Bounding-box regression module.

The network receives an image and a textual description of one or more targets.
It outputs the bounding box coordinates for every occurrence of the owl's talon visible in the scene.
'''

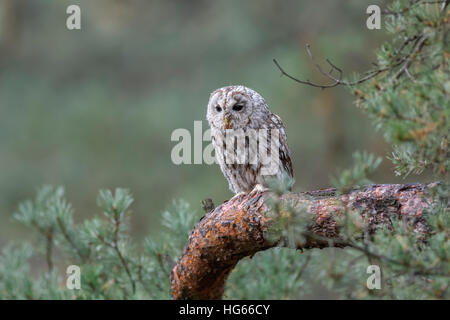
[250,184,269,195]
[228,191,247,202]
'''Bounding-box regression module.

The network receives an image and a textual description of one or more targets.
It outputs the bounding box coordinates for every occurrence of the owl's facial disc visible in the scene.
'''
[206,87,255,131]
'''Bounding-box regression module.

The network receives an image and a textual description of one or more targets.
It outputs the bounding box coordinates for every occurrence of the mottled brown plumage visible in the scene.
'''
[206,85,293,194]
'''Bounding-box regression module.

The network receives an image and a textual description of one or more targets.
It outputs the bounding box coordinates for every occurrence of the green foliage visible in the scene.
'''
[0,244,34,299]
[353,0,449,176]
[1,187,201,299]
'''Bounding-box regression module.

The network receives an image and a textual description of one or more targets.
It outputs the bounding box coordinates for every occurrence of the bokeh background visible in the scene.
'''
[0,0,425,246]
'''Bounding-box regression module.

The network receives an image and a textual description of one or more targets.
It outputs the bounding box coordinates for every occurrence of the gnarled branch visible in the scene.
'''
[170,183,437,300]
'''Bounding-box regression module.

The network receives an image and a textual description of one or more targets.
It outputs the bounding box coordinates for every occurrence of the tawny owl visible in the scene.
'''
[206,85,294,196]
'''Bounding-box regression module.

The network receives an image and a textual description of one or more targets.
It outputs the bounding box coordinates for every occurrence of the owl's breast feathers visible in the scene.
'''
[210,112,294,194]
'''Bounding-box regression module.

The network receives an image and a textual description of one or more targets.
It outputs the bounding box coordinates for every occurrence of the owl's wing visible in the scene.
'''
[267,113,294,179]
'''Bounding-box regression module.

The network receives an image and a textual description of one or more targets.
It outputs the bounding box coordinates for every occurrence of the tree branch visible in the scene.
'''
[273,45,390,89]
[170,183,439,300]
[273,27,432,90]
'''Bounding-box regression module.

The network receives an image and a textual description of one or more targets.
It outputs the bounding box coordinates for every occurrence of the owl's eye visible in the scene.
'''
[215,105,222,112]
[232,104,244,111]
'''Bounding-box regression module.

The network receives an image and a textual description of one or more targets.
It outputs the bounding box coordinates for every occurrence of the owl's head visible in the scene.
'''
[206,85,269,130]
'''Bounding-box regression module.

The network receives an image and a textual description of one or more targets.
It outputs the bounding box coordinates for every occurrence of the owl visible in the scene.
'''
[206,85,294,196]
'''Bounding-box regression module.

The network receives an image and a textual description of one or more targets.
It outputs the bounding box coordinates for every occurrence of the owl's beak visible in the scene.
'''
[224,114,233,129]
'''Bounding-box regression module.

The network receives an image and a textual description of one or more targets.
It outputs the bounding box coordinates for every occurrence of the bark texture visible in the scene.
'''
[170,183,436,300]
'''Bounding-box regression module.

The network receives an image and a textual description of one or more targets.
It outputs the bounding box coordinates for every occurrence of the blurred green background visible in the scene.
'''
[0,0,424,246]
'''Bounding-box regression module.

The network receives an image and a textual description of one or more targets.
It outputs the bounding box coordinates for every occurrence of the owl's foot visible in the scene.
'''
[228,185,269,203]
[228,191,247,202]
[249,184,269,195]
